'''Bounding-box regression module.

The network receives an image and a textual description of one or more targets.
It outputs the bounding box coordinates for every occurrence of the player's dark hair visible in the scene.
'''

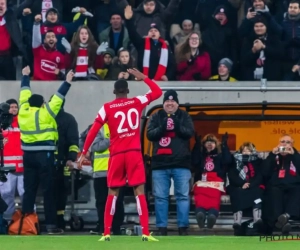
[114,79,128,94]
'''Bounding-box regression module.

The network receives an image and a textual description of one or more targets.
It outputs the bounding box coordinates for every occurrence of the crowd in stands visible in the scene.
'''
[1,0,300,82]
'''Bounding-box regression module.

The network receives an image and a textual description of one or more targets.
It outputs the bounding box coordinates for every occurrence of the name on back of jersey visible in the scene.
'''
[110,100,135,108]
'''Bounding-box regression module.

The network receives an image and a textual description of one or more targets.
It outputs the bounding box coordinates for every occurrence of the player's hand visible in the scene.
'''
[35,14,42,22]
[127,68,146,81]
[78,154,86,168]
[22,66,31,76]
[66,70,74,83]
[23,8,32,16]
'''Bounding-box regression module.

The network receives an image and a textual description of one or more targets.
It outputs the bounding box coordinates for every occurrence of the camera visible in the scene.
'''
[279,146,286,153]
[0,102,15,182]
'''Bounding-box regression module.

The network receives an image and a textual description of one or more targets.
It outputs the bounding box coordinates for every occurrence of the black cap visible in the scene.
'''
[6,99,18,106]
[254,15,267,26]
[148,23,161,33]
[213,5,228,16]
[163,90,179,104]
[28,94,44,108]
[46,8,59,18]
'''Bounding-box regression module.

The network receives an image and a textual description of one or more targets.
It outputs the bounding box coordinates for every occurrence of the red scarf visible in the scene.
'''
[75,47,88,77]
[143,37,168,80]
[157,117,175,155]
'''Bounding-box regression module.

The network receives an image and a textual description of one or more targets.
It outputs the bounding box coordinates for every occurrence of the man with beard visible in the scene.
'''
[32,14,65,80]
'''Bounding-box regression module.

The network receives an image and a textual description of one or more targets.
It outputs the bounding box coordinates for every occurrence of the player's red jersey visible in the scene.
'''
[82,78,162,156]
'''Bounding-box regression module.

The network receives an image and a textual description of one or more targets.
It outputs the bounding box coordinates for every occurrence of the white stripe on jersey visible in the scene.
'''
[136,95,149,104]
[98,106,106,121]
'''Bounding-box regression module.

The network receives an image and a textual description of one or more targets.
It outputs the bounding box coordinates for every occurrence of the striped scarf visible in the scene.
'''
[75,46,88,78]
[143,37,168,80]
[234,153,258,180]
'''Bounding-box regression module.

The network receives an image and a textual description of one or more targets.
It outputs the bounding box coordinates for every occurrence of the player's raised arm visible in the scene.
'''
[127,68,162,101]
[79,106,107,166]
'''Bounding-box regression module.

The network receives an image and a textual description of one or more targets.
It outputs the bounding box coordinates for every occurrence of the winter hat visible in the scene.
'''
[148,23,161,33]
[6,99,18,107]
[102,48,115,58]
[46,8,59,18]
[253,15,267,26]
[144,0,157,4]
[163,90,179,104]
[213,5,228,17]
[28,94,44,108]
[219,58,233,72]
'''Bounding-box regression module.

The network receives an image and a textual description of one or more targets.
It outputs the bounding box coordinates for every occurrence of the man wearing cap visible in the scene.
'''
[209,58,237,81]
[147,90,194,236]
[124,5,176,81]
[0,99,24,223]
[18,66,74,234]
[97,48,115,80]
[99,12,130,55]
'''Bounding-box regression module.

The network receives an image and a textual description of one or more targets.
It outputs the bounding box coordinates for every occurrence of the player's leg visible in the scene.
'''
[126,151,158,241]
[100,154,126,241]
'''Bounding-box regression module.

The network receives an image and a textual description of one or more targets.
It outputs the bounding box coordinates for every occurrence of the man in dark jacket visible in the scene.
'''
[52,97,79,230]
[262,134,300,234]
[0,0,29,80]
[124,5,176,81]
[147,90,194,236]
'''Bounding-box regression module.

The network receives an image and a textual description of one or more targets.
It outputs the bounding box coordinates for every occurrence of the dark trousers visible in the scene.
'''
[94,177,124,232]
[0,195,8,214]
[0,54,16,80]
[22,151,56,228]
[55,165,69,213]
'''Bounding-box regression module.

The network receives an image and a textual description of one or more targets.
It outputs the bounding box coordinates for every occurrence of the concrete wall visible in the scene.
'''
[2,80,300,131]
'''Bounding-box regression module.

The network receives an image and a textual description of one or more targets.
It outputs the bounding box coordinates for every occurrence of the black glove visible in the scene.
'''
[222,132,228,145]
[160,117,168,131]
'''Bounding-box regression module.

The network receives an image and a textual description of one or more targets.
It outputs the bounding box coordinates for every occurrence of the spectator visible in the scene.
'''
[147,90,194,236]
[239,0,282,39]
[202,5,237,76]
[240,16,284,81]
[175,32,211,81]
[32,15,65,81]
[281,0,300,81]
[209,58,237,81]
[17,0,63,23]
[0,99,24,223]
[124,5,176,81]
[117,0,181,39]
[262,134,300,234]
[0,0,28,80]
[193,134,231,230]
[105,49,134,80]
[97,48,115,79]
[171,19,200,46]
[62,26,104,80]
[91,0,119,34]
[37,7,90,54]
[227,142,264,235]
[195,0,239,31]
[99,13,130,55]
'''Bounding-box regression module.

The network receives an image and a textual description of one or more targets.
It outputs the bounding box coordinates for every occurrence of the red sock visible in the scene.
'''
[104,195,117,235]
[136,195,150,235]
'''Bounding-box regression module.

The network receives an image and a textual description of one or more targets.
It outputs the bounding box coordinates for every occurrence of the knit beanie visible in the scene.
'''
[6,99,18,107]
[28,94,44,108]
[219,58,233,72]
[148,23,161,33]
[163,90,179,104]
[46,8,59,18]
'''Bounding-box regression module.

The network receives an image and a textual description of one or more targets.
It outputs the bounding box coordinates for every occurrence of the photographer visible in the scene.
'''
[262,134,300,234]
[0,99,24,223]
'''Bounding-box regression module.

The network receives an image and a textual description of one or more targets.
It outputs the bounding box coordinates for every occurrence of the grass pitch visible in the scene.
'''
[0,235,299,250]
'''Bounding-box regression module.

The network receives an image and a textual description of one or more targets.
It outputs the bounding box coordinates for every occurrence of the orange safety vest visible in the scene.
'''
[2,116,23,173]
